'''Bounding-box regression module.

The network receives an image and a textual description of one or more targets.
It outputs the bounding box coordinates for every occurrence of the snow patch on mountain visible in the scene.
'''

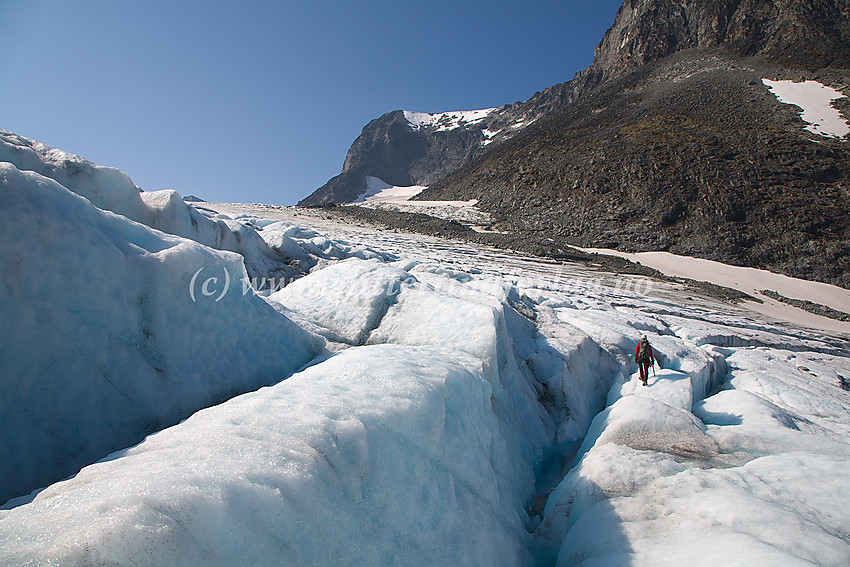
[349,176,488,226]
[762,79,850,139]
[353,176,426,203]
[481,128,499,146]
[354,176,473,207]
[403,108,497,131]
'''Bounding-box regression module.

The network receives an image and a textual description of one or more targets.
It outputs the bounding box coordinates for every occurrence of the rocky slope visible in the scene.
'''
[424,49,850,287]
[418,0,850,288]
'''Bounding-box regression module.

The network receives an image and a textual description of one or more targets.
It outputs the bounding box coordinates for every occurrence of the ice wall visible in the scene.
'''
[0,163,319,504]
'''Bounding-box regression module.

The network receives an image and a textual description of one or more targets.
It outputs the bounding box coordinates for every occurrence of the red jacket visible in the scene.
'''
[635,342,654,364]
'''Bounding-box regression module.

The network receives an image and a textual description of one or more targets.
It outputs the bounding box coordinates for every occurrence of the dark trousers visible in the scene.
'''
[639,360,651,384]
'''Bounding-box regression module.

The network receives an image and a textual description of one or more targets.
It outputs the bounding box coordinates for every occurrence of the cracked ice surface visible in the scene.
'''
[1,195,850,566]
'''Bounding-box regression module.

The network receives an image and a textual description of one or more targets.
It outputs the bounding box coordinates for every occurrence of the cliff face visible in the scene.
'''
[576,0,850,91]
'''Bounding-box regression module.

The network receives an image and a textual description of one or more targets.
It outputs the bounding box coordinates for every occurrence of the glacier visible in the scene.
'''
[0,162,320,505]
[1,134,850,566]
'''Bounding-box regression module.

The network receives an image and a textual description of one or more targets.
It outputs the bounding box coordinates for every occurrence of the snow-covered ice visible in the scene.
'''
[534,303,850,566]
[762,79,850,139]
[0,345,541,566]
[0,162,320,505]
[2,136,850,565]
[268,258,412,345]
[0,130,295,282]
[0,251,566,565]
[581,246,850,335]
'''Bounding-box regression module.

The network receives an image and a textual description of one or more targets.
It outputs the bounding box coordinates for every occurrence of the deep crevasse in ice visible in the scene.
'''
[534,306,850,567]
[4,232,849,565]
[0,251,614,565]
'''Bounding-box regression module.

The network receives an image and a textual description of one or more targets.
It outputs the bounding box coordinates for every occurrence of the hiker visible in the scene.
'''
[634,335,656,386]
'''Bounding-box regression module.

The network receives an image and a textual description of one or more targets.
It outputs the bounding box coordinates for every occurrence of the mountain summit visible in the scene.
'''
[298,83,574,205]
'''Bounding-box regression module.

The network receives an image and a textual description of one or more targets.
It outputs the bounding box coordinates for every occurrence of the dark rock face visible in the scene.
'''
[576,0,850,92]
[298,84,578,205]
[416,0,850,288]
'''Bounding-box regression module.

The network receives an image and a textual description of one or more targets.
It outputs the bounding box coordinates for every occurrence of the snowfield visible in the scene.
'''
[353,175,427,203]
[581,247,850,336]
[1,135,850,566]
[351,176,490,227]
[762,79,850,140]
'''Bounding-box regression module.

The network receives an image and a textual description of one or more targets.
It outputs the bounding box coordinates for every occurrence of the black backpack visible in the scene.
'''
[637,341,651,363]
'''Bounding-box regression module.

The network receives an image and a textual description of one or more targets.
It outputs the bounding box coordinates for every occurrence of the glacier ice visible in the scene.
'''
[1,134,850,566]
[0,162,319,504]
[0,130,294,282]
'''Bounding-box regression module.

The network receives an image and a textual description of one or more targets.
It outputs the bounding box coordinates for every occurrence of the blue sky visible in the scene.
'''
[2,0,623,205]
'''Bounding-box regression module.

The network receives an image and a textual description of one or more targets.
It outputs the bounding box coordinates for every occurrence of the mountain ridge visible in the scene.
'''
[423,46,850,287]
[574,0,850,89]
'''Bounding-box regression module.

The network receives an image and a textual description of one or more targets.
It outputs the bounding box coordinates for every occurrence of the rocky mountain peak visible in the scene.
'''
[298,83,578,206]
[298,0,850,289]
[578,0,850,92]
[303,1,850,207]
